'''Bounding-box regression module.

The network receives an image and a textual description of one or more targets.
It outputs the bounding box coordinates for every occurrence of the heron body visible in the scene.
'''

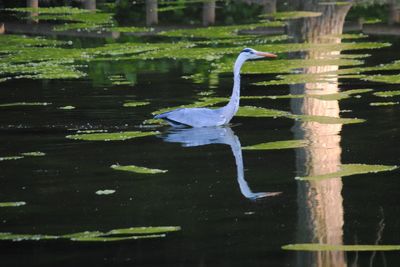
[154,48,277,127]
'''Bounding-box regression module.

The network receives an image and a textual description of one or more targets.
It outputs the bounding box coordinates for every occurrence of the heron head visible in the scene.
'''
[240,48,277,60]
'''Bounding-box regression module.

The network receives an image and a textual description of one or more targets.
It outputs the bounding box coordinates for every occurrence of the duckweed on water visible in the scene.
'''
[152,97,228,115]
[362,75,400,84]
[296,164,398,181]
[95,189,115,195]
[0,156,24,161]
[66,131,158,141]
[236,106,289,118]
[282,244,400,251]
[243,140,308,150]
[0,102,51,107]
[111,164,168,174]
[373,90,400,98]
[21,152,46,157]
[0,226,180,242]
[123,101,150,108]
[0,201,26,207]
[370,102,399,106]
[58,105,76,110]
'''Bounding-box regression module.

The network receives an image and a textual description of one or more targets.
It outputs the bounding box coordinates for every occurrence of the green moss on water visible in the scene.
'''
[123,101,150,107]
[109,27,154,33]
[0,226,180,242]
[66,131,158,141]
[243,140,308,150]
[152,97,228,115]
[362,75,400,84]
[95,189,115,195]
[282,243,400,251]
[369,102,399,106]
[111,164,168,174]
[290,114,365,124]
[373,90,400,98]
[0,102,51,107]
[0,156,24,161]
[5,7,91,14]
[0,201,26,207]
[21,152,46,157]
[58,105,76,110]
[297,164,398,181]
[236,106,290,118]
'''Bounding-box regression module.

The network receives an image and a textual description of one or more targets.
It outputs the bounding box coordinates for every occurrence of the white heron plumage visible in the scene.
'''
[154,48,277,127]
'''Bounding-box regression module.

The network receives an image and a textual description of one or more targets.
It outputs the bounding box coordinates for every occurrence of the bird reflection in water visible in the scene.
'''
[158,126,281,201]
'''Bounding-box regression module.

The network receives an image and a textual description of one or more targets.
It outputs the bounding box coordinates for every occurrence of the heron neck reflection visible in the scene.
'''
[158,126,280,200]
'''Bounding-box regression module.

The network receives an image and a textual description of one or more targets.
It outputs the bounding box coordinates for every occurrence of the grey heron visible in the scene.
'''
[154,48,277,127]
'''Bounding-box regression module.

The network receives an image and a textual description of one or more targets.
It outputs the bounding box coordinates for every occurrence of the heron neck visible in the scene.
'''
[223,55,246,122]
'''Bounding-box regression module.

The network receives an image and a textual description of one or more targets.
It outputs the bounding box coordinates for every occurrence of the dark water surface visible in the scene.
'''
[1,1,400,266]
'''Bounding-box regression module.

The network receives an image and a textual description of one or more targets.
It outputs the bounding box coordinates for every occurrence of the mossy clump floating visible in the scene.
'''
[58,105,76,110]
[370,102,399,106]
[363,75,400,84]
[111,164,168,174]
[296,163,398,181]
[152,97,228,115]
[0,102,51,107]
[0,156,24,161]
[95,189,115,195]
[0,226,181,242]
[66,131,158,141]
[110,27,154,33]
[21,151,46,157]
[123,101,150,108]
[5,7,92,14]
[243,140,308,150]
[290,114,365,125]
[373,90,400,98]
[0,201,26,207]
[282,243,400,251]
[236,106,290,118]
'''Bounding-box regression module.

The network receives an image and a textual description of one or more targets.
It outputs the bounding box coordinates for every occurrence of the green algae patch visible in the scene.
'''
[243,140,308,150]
[123,101,150,108]
[111,164,167,174]
[66,131,158,141]
[308,89,373,101]
[0,156,24,161]
[0,226,180,242]
[58,105,76,110]
[296,164,398,181]
[264,11,322,20]
[95,189,115,195]
[5,7,91,14]
[0,201,26,207]
[21,152,46,157]
[373,90,400,98]
[363,75,400,84]
[0,102,51,107]
[236,106,290,118]
[282,243,400,251]
[370,102,399,106]
[110,27,154,33]
[290,114,365,125]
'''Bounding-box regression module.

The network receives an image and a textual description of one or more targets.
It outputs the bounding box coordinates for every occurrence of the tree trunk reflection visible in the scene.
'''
[289,2,352,267]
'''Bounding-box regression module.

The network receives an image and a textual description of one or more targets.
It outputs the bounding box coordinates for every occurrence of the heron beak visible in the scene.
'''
[255,52,277,58]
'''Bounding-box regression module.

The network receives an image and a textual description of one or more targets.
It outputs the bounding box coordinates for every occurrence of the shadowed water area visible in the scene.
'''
[0,0,400,266]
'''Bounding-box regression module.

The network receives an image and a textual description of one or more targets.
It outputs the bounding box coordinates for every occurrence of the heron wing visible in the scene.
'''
[156,108,226,127]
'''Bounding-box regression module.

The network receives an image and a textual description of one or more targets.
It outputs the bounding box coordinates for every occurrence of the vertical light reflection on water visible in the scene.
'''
[288,1,352,266]
[27,0,39,23]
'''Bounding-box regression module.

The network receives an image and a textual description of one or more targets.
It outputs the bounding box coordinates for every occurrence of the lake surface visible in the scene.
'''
[0,1,400,266]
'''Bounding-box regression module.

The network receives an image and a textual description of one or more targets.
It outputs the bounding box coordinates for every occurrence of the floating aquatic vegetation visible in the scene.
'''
[66,131,158,141]
[58,106,76,110]
[243,140,308,150]
[290,114,365,125]
[0,102,51,107]
[369,102,399,106]
[0,202,26,207]
[362,75,400,84]
[123,101,150,107]
[152,97,228,115]
[21,152,46,157]
[373,90,400,98]
[109,27,154,33]
[0,226,180,242]
[0,156,24,161]
[282,243,400,251]
[95,189,115,195]
[255,73,365,86]
[263,11,322,20]
[76,129,108,133]
[309,89,373,101]
[236,106,290,118]
[159,21,284,39]
[5,7,92,15]
[111,164,168,174]
[158,5,187,12]
[296,164,397,181]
